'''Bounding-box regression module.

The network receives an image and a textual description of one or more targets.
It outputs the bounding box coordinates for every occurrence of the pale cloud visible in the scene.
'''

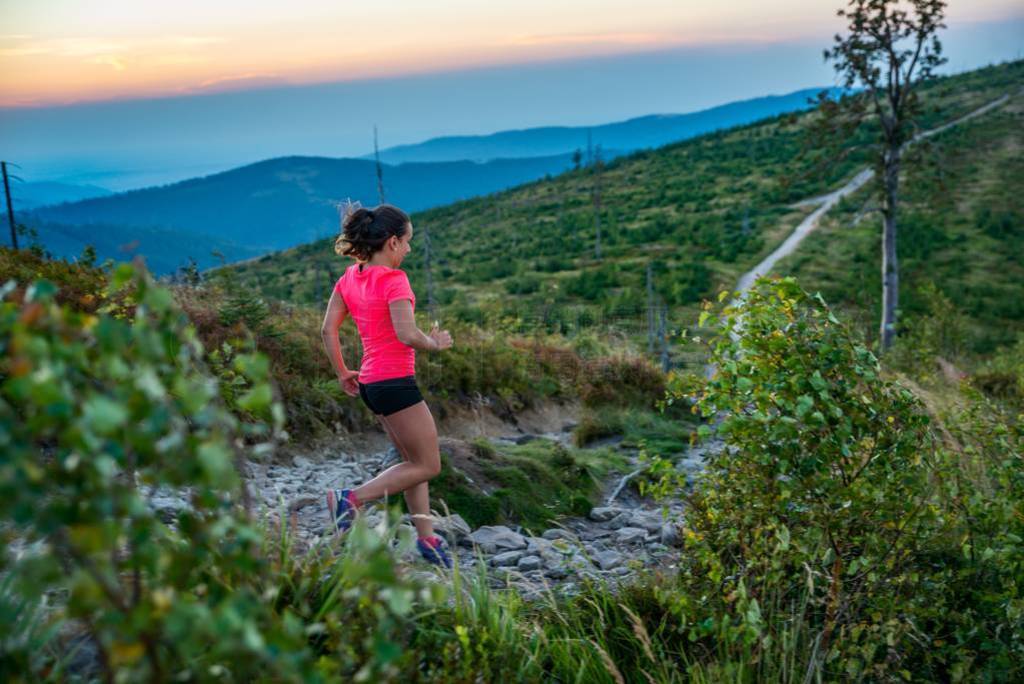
[91,55,127,71]
[0,34,224,59]
[505,31,670,47]
[190,72,285,91]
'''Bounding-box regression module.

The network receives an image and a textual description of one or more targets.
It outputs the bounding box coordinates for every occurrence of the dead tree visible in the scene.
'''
[822,0,947,350]
[3,161,18,250]
[592,145,603,259]
[373,125,386,205]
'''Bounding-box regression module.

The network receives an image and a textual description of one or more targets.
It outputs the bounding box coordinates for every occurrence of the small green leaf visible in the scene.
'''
[82,396,129,434]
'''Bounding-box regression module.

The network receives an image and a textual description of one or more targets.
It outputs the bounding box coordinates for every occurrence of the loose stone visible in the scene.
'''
[491,550,525,567]
[615,527,648,545]
[592,549,623,570]
[588,506,622,522]
[517,555,543,572]
[469,525,528,554]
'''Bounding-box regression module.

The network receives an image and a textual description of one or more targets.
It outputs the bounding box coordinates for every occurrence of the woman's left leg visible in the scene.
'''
[376,414,435,538]
[351,402,440,505]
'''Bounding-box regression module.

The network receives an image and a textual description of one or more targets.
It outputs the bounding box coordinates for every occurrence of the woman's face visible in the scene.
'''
[390,222,413,267]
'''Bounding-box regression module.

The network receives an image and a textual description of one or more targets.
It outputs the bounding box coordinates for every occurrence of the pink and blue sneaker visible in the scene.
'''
[416,535,452,568]
[326,488,359,536]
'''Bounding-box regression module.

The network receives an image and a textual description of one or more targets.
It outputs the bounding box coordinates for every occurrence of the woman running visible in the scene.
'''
[320,203,454,567]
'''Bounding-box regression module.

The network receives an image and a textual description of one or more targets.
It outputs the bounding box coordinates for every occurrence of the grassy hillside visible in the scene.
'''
[781,80,1024,355]
[229,61,1024,368]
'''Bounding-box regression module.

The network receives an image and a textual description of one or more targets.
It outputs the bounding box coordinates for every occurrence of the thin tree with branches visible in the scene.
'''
[821,0,947,350]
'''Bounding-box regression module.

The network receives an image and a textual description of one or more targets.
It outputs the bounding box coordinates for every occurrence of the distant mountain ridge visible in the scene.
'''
[371,88,839,163]
[27,153,578,273]
[12,181,112,210]
[25,86,838,275]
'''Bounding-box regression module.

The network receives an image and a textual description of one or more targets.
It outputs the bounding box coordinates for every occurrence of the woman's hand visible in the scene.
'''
[337,369,360,397]
[428,323,453,351]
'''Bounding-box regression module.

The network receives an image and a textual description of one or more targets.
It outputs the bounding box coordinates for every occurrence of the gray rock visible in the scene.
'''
[517,555,543,572]
[292,455,314,469]
[545,564,570,579]
[542,528,577,542]
[581,529,613,541]
[616,527,648,545]
[607,512,632,530]
[491,550,525,567]
[592,549,623,570]
[588,506,622,522]
[612,566,632,576]
[432,514,472,543]
[629,512,665,533]
[526,537,554,555]
[469,525,527,554]
[660,523,682,548]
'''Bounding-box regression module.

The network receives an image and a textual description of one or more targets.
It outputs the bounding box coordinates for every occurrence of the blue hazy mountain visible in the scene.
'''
[27,153,577,274]
[30,219,264,275]
[372,88,837,163]
[13,181,112,210]
[23,86,836,276]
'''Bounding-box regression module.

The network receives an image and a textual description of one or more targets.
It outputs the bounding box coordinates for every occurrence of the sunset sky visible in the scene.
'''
[3,0,1022,107]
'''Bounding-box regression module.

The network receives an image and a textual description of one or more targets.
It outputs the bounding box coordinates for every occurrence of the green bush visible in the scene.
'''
[647,277,1023,680]
[0,266,315,681]
[0,267,547,682]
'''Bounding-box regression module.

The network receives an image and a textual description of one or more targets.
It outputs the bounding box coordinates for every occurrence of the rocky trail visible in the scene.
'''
[230,415,714,599]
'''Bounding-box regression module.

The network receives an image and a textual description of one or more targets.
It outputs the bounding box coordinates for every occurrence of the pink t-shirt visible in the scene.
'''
[335,263,416,384]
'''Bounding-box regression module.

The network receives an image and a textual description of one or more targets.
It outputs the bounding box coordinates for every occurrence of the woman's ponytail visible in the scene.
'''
[335,202,410,261]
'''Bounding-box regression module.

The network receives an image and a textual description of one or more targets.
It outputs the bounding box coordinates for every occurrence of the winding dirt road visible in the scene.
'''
[734,92,1014,295]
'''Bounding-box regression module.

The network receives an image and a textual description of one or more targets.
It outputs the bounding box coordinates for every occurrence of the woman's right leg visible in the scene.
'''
[375,414,435,538]
[352,401,441,509]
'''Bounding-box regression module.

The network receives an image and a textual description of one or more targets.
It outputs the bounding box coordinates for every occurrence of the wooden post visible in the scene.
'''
[659,300,670,373]
[2,162,17,250]
[646,262,655,355]
[374,126,386,205]
[592,145,602,259]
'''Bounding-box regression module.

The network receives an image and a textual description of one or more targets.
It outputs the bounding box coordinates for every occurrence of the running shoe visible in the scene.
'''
[326,488,358,536]
[416,536,453,568]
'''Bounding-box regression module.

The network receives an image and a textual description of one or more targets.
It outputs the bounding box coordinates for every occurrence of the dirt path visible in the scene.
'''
[734,92,1014,295]
[237,415,702,598]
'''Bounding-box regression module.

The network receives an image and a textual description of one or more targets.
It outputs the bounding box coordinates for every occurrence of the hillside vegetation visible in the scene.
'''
[229,61,1023,368]
[2,266,1020,680]
[1,60,1022,682]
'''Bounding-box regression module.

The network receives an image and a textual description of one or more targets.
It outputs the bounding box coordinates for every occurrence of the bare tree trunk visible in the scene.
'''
[592,146,602,259]
[2,162,17,250]
[646,262,655,355]
[423,222,436,320]
[374,125,386,204]
[658,300,671,373]
[880,145,900,350]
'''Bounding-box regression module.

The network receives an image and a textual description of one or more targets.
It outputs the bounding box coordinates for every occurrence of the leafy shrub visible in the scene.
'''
[0,266,314,681]
[0,267,547,681]
[650,277,1023,680]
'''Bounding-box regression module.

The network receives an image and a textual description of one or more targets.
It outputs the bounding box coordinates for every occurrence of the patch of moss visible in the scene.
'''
[429,438,628,531]
[429,452,501,528]
[575,405,696,456]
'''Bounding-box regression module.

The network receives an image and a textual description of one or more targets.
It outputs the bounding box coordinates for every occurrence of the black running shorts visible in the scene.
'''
[358,375,424,416]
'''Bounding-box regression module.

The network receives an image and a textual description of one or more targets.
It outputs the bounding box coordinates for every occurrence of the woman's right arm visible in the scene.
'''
[321,290,360,395]
[389,299,453,351]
